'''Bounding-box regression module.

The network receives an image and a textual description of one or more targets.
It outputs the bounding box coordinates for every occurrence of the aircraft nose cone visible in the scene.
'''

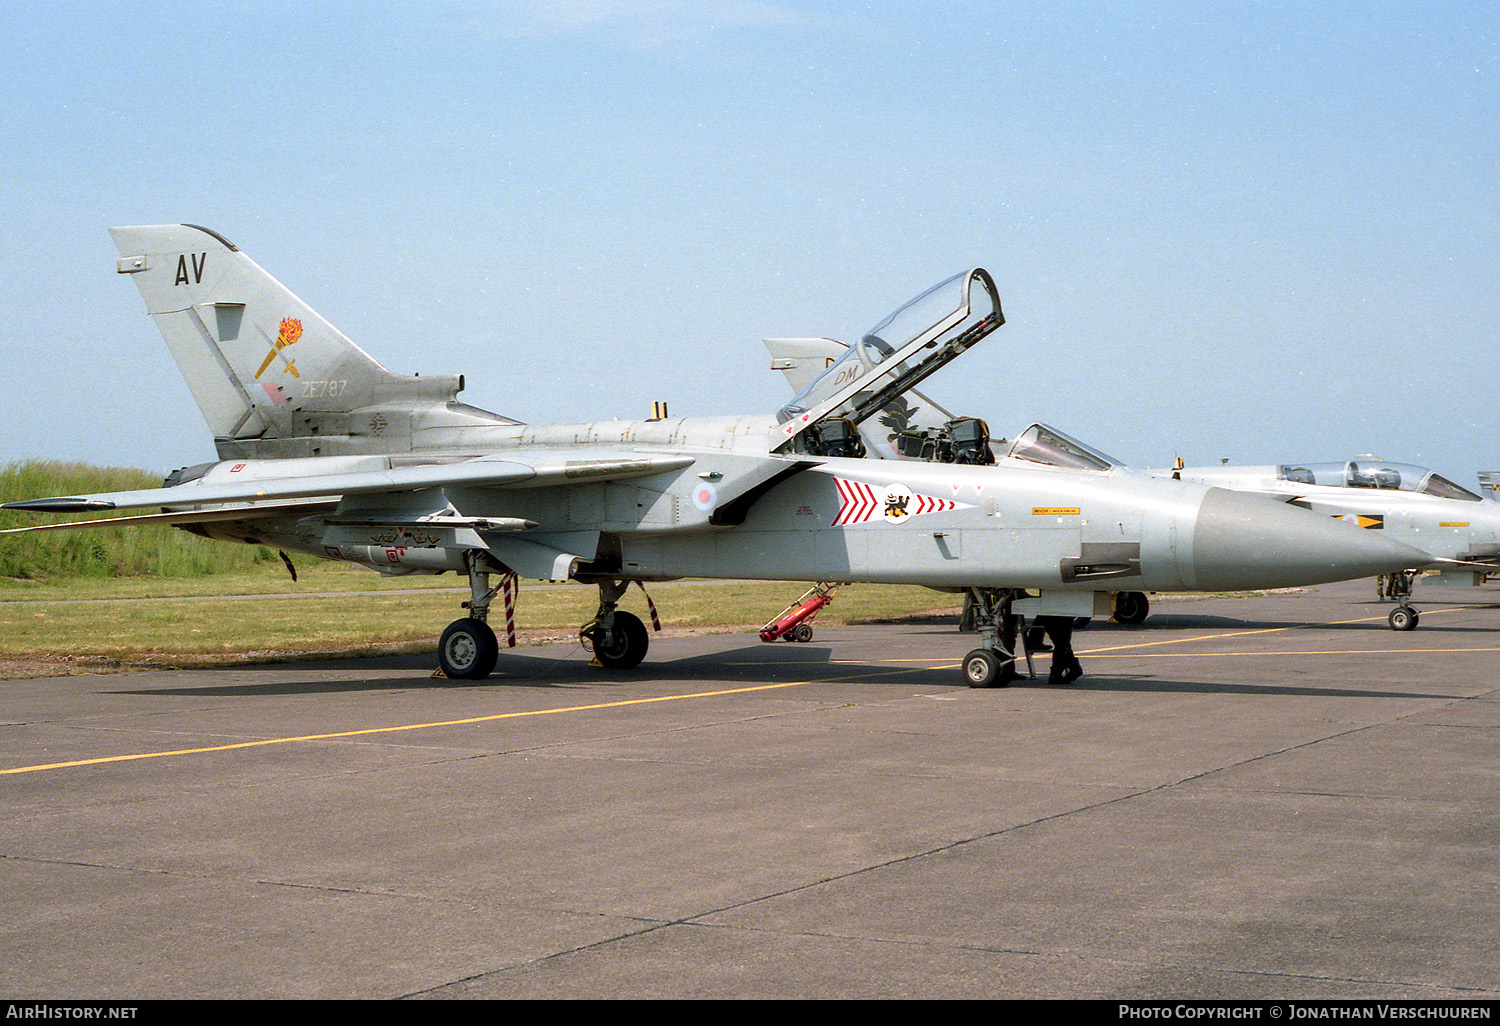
[1192,487,1430,590]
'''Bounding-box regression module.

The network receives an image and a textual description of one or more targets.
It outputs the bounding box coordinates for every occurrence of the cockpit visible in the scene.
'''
[778,271,989,427]
[774,269,1003,456]
[1277,461,1482,501]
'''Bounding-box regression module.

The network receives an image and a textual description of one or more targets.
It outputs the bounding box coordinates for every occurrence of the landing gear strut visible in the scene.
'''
[960,588,1028,688]
[582,579,651,669]
[1380,571,1421,631]
[438,551,508,679]
[1378,571,1415,601]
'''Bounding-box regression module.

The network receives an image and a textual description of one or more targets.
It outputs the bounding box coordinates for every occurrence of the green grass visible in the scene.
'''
[0,576,958,674]
[0,461,972,674]
[1,461,279,580]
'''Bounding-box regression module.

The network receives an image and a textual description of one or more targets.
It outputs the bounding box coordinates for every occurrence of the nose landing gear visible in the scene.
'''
[961,588,1026,688]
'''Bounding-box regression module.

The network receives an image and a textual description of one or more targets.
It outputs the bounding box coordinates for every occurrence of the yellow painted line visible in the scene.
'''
[9,604,1479,776]
[1080,626,1308,654]
[1083,647,1500,659]
[0,667,923,777]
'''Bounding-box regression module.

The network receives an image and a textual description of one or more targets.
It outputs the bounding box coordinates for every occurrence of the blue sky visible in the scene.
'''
[3,1,1495,480]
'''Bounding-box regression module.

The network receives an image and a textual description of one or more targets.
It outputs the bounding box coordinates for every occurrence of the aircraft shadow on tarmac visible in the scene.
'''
[108,643,916,697]
[107,632,1456,702]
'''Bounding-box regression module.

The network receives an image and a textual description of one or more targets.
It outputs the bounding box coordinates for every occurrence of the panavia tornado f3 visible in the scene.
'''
[2,225,1432,686]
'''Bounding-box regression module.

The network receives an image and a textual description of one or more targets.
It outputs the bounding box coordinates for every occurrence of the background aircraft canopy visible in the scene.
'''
[1006,423,1119,472]
[1278,461,1482,501]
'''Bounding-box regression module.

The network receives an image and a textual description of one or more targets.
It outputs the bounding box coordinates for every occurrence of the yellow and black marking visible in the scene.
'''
[1316,512,1384,529]
[1033,507,1081,516]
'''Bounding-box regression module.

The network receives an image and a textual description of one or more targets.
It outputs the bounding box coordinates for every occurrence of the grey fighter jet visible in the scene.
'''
[2,225,1432,685]
[1167,459,1500,630]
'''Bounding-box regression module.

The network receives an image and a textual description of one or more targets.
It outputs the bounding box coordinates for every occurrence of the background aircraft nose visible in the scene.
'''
[1191,487,1430,590]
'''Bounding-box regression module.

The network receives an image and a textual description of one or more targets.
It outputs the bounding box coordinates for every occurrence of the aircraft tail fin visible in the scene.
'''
[110,224,504,457]
[764,338,848,397]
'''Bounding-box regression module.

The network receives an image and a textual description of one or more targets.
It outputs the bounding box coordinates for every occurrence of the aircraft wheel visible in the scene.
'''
[793,623,814,643]
[962,649,1013,688]
[594,611,650,669]
[1388,607,1419,632]
[438,618,499,679]
[1113,591,1149,625]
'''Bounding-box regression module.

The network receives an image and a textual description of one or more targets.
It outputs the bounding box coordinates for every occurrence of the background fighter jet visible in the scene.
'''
[1168,459,1500,630]
[2,225,1431,686]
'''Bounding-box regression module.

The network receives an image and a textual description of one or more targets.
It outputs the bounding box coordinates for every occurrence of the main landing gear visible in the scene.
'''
[438,551,508,679]
[581,579,651,669]
[439,618,500,680]
[438,558,658,679]
[1112,591,1150,625]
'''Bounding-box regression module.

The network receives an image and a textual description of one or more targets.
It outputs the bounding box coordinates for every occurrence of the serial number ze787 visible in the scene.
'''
[302,380,349,398]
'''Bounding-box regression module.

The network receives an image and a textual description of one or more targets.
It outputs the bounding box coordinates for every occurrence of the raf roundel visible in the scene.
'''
[691,481,718,511]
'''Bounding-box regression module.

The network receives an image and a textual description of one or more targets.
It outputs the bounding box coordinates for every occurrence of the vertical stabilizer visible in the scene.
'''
[110,224,474,455]
[765,337,848,396]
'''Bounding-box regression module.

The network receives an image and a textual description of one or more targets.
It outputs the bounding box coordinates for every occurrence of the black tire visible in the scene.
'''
[594,611,650,669]
[962,648,1014,688]
[1113,591,1149,625]
[792,623,814,643]
[1388,607,1419,632]
[438,618,499,679]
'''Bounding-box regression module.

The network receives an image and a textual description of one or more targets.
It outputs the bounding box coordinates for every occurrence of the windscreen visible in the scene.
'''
[1006,423,1118,472]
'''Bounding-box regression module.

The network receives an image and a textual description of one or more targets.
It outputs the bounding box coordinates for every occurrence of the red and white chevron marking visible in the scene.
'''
[832,479,880,525]
[832,478,964,525]
[908,493,961,515]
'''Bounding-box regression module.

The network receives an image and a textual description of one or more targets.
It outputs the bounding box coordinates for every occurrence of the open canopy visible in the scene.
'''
[774,269,1002,452]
